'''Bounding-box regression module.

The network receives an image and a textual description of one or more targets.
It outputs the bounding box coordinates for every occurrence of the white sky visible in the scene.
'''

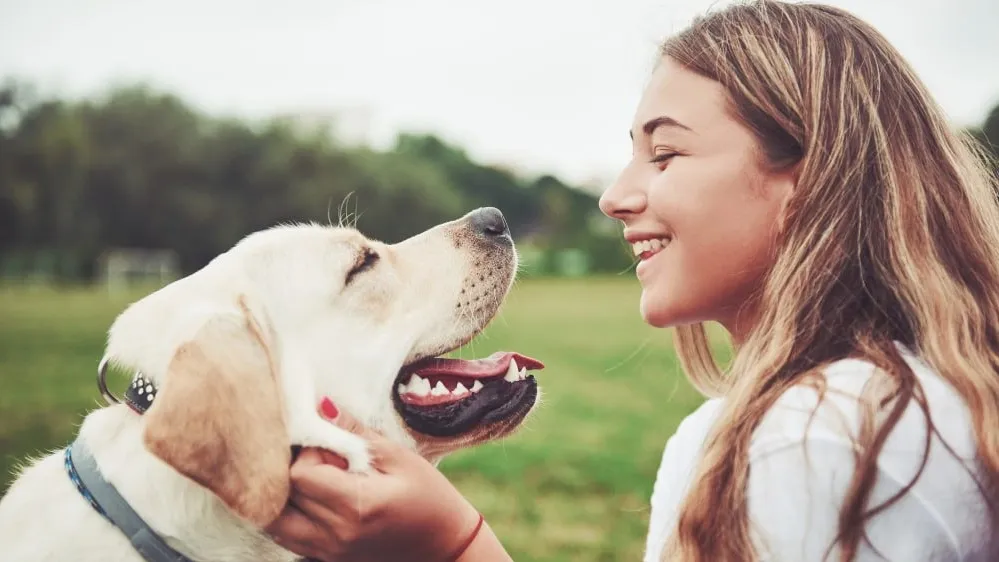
[1,0,996,188]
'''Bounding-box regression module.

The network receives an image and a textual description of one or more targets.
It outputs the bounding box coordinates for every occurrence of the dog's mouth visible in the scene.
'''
[391,351,544,438]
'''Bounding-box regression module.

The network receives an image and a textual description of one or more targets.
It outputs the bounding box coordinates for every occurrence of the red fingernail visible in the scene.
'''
[320,397,339,420]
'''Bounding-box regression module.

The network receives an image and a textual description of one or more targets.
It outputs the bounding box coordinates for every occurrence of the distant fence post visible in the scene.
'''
[97,248,180,295]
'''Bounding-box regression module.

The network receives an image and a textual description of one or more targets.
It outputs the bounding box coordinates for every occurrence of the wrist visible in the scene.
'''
[453,520,512,562]
[445,511,485,562]
[435,494,483,558]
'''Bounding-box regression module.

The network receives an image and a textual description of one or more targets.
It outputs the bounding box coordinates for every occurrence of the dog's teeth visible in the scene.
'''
[471,380,484,392]
[453,382,470,396]
[406,375,431,396]
[397,383,407,395]
[504,359,520,382]
[431,381,449,396]
[518,367,528,380]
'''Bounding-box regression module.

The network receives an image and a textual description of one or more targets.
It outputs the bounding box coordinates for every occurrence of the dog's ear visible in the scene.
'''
[142,297,290,528]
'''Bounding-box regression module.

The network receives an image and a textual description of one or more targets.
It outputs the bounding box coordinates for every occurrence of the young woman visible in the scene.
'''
[265,2,999,560]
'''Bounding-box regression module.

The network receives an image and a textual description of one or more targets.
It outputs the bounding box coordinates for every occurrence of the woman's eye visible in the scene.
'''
[649,152,678,165]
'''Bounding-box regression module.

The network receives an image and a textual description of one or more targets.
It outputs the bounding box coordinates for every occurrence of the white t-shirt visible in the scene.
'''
[644,345,998,562]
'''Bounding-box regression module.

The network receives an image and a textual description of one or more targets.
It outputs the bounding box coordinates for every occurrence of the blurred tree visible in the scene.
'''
[0,81,23,251]
[11,82,995,282]
[983,104,999,153]
[966,102,999,189]
[0,82,635,280]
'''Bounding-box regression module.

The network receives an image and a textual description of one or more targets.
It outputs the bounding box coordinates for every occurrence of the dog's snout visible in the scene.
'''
[469,207,510,241]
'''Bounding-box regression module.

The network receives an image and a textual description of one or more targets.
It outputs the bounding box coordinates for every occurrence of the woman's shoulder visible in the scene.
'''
[646,346,995,561]
[661,343,976,456]
[656,343,979,468]
[752,343,978,459]
[747,344,993,560]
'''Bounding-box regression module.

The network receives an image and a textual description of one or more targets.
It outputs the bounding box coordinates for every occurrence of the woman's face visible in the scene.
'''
[599,58,795,340]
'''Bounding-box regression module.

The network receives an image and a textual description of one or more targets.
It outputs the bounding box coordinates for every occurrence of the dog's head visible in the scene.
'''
[104,207,542,528]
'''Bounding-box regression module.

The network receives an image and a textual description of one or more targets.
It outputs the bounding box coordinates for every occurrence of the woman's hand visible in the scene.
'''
[264,398,485,562]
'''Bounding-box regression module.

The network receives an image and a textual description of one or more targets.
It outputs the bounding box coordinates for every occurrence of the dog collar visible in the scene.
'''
[124,373,157,414]
[65,441,195,562]
[97,356,157,415]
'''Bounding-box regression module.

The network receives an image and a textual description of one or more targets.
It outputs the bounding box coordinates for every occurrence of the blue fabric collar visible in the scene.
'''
[65,441,196,562]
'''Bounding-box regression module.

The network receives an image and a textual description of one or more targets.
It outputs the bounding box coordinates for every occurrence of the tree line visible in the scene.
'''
[0,79,996,282]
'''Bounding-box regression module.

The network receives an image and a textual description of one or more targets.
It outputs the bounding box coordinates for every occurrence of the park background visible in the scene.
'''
[1,1,997,559]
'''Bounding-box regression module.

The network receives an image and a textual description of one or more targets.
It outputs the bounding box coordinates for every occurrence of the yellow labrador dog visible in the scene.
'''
[0,207,543,562]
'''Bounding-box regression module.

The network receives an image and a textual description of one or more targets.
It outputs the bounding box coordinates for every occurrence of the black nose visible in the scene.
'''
[469,207,510,239]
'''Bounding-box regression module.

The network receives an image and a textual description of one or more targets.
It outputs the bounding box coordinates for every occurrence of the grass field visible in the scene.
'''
[0,277,730,561]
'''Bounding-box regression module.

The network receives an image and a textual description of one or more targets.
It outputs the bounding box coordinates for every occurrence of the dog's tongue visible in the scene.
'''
[408,351,544,379]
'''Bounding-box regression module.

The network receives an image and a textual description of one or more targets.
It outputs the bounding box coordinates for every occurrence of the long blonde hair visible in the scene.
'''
[660,2,999,560]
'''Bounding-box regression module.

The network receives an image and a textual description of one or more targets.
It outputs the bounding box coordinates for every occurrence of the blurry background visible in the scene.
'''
[1,0,996,560]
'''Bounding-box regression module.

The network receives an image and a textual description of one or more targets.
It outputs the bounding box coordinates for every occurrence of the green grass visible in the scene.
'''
[0,277,730,561]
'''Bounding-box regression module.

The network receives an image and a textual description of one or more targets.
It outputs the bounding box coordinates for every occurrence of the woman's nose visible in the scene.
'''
[599,168,647,220]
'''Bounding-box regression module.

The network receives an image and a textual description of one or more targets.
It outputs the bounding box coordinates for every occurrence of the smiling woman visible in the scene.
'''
[605,57,795,338]
[263,2,999,562]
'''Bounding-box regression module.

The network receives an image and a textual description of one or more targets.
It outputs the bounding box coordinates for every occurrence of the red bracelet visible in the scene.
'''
[446,512,485,562]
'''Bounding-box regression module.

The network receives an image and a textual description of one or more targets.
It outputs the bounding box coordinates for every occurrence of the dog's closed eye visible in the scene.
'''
[345,247,380,284]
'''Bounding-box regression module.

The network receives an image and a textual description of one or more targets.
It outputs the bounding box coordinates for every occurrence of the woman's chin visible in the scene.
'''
[640,290,706,329]
[640,292,681,328]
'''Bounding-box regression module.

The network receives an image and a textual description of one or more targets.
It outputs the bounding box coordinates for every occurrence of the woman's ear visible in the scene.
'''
[774,163,800,235]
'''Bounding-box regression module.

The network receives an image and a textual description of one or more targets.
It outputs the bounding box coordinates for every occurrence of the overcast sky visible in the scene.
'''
[1,0,996,187]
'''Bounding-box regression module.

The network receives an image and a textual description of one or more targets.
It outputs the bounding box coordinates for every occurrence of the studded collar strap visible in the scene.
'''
[124,373,158,415]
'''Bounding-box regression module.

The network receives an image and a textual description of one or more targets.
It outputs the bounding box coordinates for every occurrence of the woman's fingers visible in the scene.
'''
[294,447,341,468]
[266,398,450,562]
[289,452,389,511]
[318,397,406,473]
[264,502,330,558]
[320,399,381,440]
[265,502,317,541]
[268,398,481,562]
[287,488,365,534]
[303,447,349,470]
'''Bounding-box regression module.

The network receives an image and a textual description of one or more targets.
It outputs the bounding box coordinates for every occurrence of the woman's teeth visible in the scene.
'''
[631,238,670,258]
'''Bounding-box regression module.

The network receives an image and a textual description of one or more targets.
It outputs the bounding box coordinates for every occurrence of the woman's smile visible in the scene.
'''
[630,237,672,260]
[634,238,671,280]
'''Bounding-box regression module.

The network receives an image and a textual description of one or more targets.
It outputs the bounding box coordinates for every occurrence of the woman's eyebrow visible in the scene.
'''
[630,115,694,140]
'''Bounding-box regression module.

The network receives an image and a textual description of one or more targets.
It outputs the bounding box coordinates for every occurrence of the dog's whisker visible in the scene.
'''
[495,306,511,329]
[337,191,358,229]
[352,196,362,229]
